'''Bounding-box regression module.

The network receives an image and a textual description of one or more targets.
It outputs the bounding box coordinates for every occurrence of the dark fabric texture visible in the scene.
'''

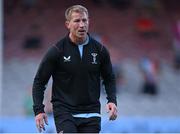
[33,34,117,116]
[54,113,101,133]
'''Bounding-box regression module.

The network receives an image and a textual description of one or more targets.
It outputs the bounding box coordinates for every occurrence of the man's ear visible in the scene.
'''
[65,21,70,29]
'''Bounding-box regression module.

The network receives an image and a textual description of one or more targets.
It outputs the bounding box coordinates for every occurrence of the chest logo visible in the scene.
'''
[91,53,98,64]
[63,56,71,62]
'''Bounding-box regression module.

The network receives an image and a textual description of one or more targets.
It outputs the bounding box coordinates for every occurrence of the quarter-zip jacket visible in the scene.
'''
[32,35,117,116]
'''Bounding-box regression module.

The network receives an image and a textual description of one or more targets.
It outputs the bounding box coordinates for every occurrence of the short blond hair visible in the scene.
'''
[65,5,89,21]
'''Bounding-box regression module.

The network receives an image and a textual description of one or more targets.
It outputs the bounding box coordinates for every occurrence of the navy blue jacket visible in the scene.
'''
[32,35,117,116]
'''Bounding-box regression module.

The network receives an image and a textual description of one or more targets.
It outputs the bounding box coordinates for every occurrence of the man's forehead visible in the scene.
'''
[70,12,88,19]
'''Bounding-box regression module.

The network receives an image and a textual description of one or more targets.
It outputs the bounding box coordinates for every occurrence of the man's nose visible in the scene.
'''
[79,21,85,27]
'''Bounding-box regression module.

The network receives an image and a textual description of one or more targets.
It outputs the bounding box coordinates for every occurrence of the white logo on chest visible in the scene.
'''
[63,56,71,62]
[91,53,98,64]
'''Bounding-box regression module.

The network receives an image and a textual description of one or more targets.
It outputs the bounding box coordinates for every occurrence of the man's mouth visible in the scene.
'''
[78,30,86,33]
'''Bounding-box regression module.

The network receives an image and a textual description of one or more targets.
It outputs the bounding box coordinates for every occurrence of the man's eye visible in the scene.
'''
[74,20,80,22]
[82,19,87,22]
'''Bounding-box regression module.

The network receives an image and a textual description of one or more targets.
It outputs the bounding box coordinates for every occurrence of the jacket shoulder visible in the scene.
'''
[89,36,104,52]
[53,37,66,53]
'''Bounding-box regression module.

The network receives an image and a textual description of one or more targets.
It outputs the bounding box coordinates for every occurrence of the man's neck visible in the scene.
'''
[69,34,87,45]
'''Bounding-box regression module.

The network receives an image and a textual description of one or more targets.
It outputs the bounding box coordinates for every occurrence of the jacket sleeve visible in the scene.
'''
[100,46,117,106]
[32,46,58,116]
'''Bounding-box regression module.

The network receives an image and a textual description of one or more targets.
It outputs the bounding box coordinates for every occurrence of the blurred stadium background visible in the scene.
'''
[1,0,180,133]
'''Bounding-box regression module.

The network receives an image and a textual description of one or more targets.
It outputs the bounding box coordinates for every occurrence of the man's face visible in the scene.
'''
[66,11,89,42]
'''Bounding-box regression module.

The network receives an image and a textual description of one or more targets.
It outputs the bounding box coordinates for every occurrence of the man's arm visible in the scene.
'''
[100,46,117,120]
[32,46,58,132]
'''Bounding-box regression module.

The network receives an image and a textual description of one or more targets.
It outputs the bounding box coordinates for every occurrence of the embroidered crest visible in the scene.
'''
[63,56,71,62]
[91,53,97,64]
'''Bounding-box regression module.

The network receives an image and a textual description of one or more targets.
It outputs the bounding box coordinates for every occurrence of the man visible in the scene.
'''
[32,5,117,133]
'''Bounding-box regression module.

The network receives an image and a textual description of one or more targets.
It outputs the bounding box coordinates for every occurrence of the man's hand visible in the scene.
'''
[106,102,117,120]
[35,113,48,133]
